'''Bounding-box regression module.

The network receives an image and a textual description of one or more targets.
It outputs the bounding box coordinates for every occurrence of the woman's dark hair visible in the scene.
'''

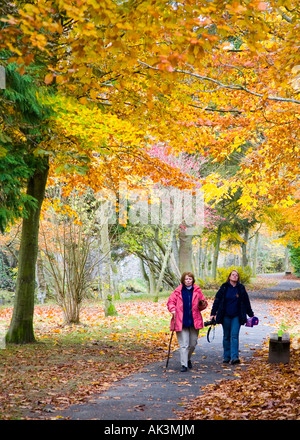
[180,271,195,285]
[226,270,240,283]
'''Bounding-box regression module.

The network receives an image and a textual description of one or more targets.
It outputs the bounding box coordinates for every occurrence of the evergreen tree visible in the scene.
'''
[0,64,52,343]
[0,64,51,231]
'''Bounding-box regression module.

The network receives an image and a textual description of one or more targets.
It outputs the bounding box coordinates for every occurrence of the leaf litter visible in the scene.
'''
[177,296,300,420]
[0,299,176,419]
[1,295,299,420]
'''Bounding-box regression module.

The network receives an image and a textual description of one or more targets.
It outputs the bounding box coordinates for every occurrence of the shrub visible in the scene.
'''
[196,278,218,290]
[289,246,300,274]
[216,265,252,285]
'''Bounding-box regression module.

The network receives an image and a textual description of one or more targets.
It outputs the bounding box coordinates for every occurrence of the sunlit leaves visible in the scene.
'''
[1,0,299,238]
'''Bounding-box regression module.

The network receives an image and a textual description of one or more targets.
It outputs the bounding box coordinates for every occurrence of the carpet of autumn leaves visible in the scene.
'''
[0,291,300,420]
[0,298,185,419]
[178,295,300,421]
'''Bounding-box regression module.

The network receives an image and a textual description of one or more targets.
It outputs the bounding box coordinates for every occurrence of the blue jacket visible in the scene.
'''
[211,282,254,325]
[181,285,194,327]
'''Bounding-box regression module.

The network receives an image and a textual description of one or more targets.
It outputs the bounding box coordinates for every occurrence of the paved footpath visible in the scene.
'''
[56,299,276,420]
[253,273,300,295]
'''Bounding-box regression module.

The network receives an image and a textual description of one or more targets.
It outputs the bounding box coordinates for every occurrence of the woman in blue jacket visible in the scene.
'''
[210,270,254,365]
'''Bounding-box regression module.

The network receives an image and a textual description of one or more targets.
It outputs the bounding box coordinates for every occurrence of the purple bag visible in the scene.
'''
[245,316,259,327]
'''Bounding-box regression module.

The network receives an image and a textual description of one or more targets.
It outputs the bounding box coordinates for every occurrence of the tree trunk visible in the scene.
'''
[6,160,49,344]
[154,223,176,301]
[197,236,202,279]
[100,220,117,317]
[63,296,80,325]
[202,242,209,278]
[252,230,259,275]
[179,226,193,273]
[170,235,181,279]
[111,262,120,300]
[148,267,156,297]
[284,246,290,273]
[139,257,150,293]
[172,233,179,267]
[241,228,249,267]
[212,225,222,279]
[36,252,47,304]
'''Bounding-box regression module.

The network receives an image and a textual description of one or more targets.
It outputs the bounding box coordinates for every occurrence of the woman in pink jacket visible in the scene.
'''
[167,271,208,372]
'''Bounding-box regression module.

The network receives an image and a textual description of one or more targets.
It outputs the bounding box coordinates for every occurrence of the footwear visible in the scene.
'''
[231,359,240,365]
[180,365,188,372]
[188,360,192,369]
[223,359,230,364]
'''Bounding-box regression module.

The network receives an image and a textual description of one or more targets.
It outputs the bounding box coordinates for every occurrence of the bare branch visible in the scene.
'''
[138,61,300,105]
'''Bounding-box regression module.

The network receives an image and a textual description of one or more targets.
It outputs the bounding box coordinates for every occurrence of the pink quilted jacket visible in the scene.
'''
[167,284,207,331]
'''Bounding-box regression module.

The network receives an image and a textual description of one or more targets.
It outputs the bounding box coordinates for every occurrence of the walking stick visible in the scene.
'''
[166,317,176,368]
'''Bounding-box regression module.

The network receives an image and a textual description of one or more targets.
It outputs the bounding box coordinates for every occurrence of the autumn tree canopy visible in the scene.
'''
[1,0,299,342]
[1,1,299,213]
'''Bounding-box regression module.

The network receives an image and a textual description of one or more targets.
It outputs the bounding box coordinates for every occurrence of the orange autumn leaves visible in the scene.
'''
[0,299,212,348]
[1,0,299,229]
[179,297,300,421]
[1,295,299,420]
[0,298,192,419]
[179,346,300,420]
[0,300,171,419]
[44,94,199,201]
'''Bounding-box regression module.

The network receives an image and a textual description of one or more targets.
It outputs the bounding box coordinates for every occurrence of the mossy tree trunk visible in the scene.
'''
[6,159,49,344]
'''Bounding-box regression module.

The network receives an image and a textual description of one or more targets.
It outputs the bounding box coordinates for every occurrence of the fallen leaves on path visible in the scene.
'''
[178,297,300,420]
[1,295,299,420]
